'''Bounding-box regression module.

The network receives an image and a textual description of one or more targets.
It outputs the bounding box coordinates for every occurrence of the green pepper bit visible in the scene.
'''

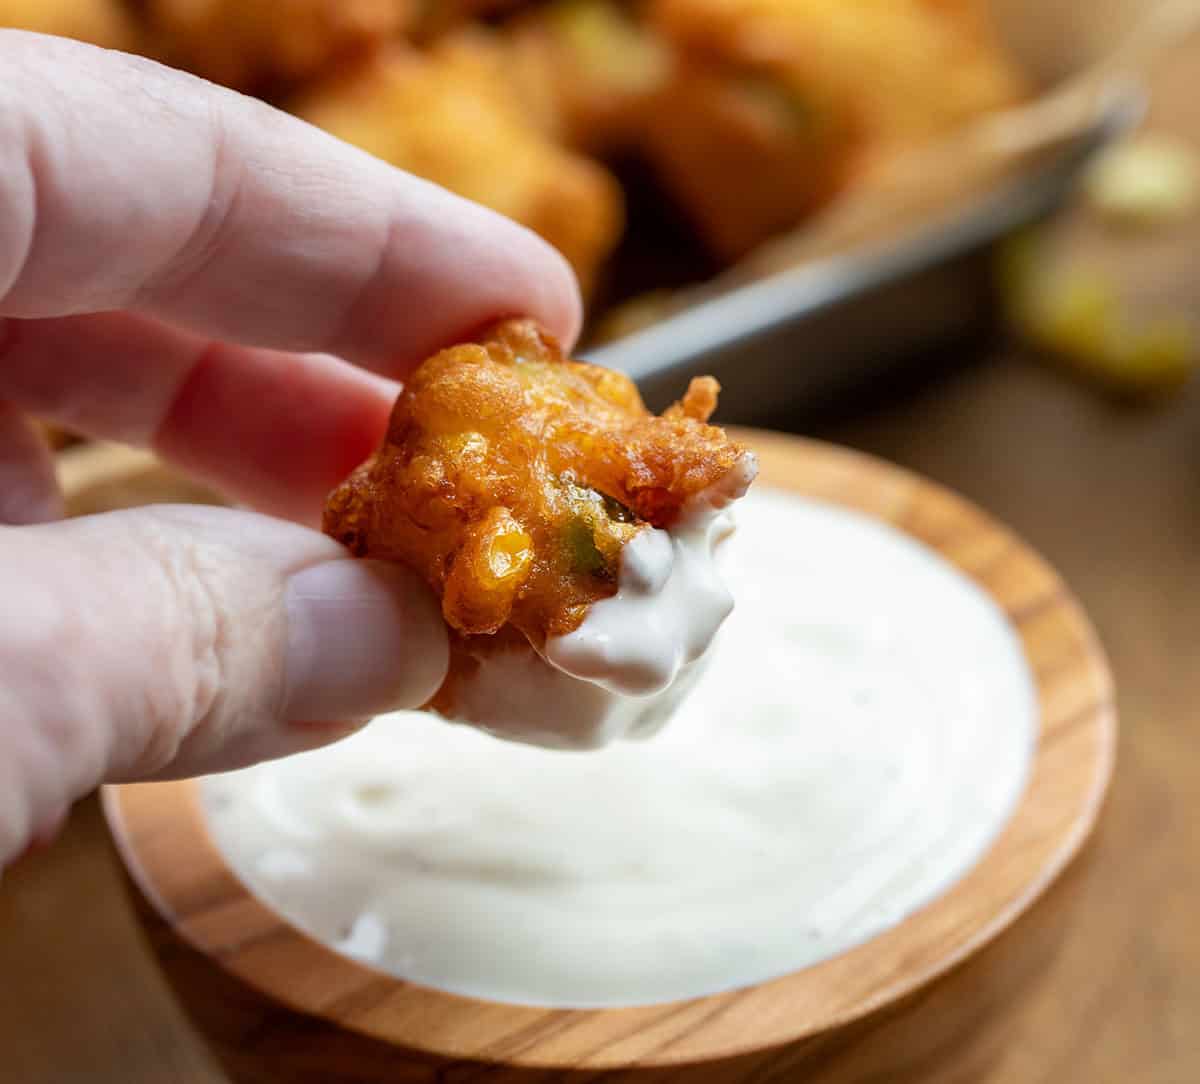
[563,517,609,577]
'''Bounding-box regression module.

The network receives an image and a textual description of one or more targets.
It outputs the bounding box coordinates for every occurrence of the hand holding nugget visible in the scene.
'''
[0,31,578,868]
[325,319,756,747]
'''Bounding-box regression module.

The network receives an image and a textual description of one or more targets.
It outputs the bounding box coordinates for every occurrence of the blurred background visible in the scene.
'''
[2,1,1200,1081]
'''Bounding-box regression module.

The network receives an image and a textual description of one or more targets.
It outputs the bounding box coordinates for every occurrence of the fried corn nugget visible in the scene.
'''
[643,62,857,258]
[323,318,749,646]
[507,0,671,153]
[644,0,1026,255]
[292,37,623,295]
[653,0,1025,147]
[145,0,409,91]
[0,0,138,50]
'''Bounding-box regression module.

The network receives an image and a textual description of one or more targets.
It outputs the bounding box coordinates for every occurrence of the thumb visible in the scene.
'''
[0,504,447,865]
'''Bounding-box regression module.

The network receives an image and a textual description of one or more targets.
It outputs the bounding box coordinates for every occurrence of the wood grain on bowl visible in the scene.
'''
[80,432,1115,1082]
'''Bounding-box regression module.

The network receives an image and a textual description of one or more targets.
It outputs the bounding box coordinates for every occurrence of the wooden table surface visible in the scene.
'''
[2,345,1198,1083]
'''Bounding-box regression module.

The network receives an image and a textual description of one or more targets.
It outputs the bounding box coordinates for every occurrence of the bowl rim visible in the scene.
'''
[101,429,1117,1070]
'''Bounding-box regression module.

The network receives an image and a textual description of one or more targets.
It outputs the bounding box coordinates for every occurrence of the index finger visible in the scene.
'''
[0,31,581,370]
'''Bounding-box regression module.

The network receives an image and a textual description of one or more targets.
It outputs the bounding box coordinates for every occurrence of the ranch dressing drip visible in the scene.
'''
[545,453,755,699]
[204,488,1037,1008]
[444,451,757,748]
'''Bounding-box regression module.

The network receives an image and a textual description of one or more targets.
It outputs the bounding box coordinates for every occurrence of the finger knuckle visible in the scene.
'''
[137,95,246,309]
[130,517,234,771]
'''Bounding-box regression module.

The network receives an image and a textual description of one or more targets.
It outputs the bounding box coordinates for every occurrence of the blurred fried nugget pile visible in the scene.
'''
[292,35,624,295]
[644,0,1025,256]
[323,318,748,644]
[2,0,1026,302]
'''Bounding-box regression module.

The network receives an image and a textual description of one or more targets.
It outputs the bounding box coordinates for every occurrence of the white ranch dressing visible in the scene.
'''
[445,451,757,748]
[204,488,1037,1008]
[546,452,756,699]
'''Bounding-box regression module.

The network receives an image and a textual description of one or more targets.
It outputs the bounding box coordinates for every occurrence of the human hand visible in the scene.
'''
[0,31,580,866]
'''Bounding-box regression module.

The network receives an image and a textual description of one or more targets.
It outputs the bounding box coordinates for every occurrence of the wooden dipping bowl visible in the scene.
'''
[76,430,1115,1083]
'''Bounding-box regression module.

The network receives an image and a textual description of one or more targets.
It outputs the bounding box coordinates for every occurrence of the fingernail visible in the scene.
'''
[282,560,448,723]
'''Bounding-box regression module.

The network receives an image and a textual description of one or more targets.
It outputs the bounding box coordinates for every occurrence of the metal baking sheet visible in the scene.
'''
[586,96,1140,421]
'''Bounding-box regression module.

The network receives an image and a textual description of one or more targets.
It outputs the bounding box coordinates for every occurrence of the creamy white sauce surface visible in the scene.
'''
[546,505,734,698]
[546,450,757,700]
[442,633,713,749]
[203,488,1037,1008]
[447,451,756,749]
